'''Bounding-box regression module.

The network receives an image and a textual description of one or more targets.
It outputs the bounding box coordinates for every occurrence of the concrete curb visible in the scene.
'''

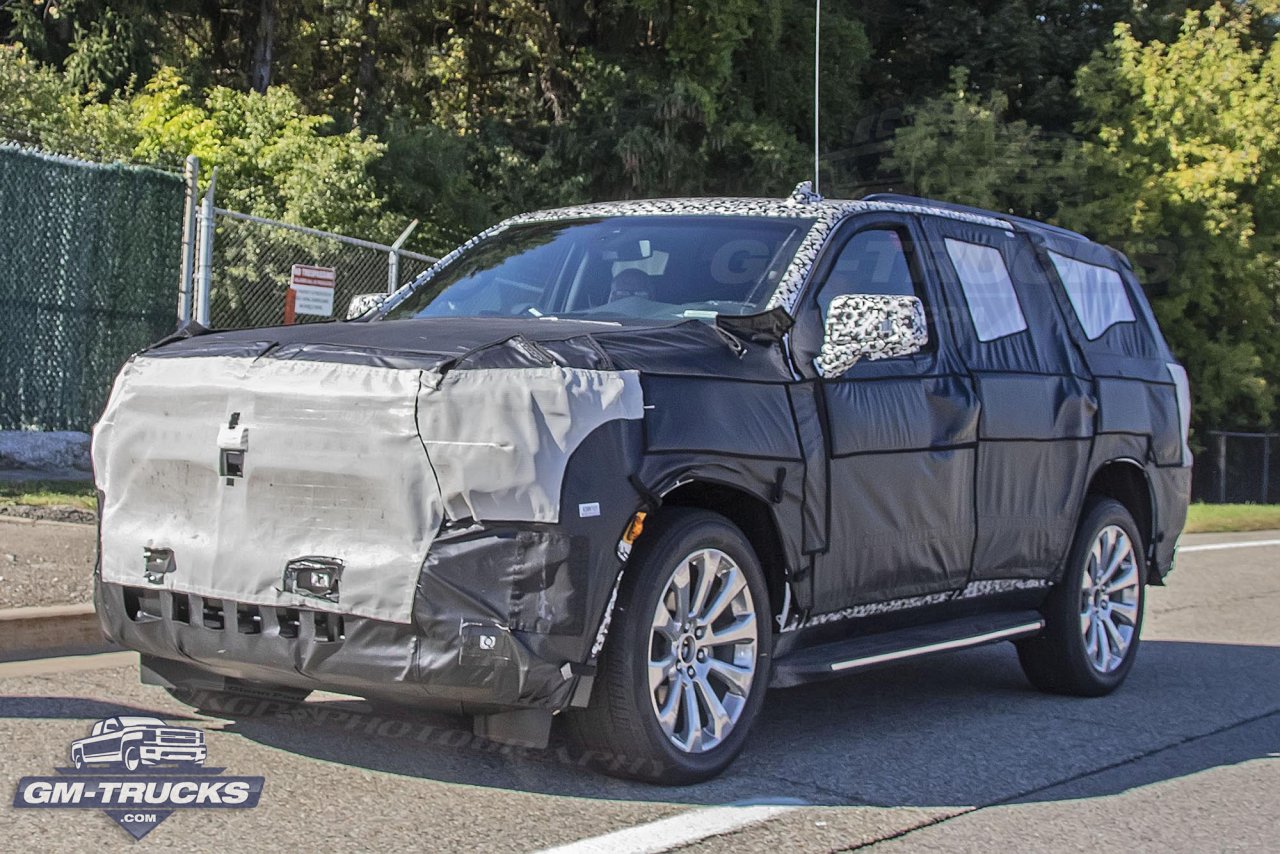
[0,512,95,529]
[0,603,118,662]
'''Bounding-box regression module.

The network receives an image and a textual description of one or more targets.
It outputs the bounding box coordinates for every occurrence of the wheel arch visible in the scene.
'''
[657,480,790,630]
[1085,458,1158,583]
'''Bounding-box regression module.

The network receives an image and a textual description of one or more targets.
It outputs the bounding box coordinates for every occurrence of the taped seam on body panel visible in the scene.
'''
[416,367,644,522]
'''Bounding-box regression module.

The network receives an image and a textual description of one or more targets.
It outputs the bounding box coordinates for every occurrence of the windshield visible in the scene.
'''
[379,215,812,322]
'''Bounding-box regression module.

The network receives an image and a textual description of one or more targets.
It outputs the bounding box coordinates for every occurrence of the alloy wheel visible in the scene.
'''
[1079,524,1140,673]
[647,548,759,753]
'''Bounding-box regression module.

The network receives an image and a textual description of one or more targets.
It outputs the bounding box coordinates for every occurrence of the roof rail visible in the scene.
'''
[863,193,1090,243]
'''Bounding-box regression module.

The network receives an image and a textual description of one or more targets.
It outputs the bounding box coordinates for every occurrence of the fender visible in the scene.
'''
[1077,454,1159,578]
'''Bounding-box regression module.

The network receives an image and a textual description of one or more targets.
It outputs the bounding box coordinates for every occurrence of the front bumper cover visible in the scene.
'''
[95,524,608,713]
[140,745,207,763]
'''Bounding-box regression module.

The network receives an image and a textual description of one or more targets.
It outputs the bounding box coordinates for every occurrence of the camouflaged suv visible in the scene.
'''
[93,184,1191,783]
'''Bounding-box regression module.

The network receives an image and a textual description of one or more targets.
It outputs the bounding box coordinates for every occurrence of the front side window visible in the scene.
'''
[815,228,921,317]
[380,216,813,322]
[944,238,1028,342]
[1048,251,1136,340]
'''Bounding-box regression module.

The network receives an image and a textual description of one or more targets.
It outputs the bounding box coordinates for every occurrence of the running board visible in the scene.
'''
[770,611,1044,688]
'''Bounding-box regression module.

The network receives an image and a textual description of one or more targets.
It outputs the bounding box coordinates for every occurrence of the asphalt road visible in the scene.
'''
[1,530,1277,852]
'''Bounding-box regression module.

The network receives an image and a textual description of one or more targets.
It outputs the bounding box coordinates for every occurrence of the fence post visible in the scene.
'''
[1216,432,1227,504]
[194,167,218,326]
[387,218,420,293]
[1262,435,1271,504]
[177,155,200,322]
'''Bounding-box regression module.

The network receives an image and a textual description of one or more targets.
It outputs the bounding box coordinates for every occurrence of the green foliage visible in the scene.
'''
[62,7,135,92]
[1184,502,1280,533]
[0,47,394,240]
[2,1,1279,432]
[882,67,1085,219]
[0,44,135,159]
[1062,4,1280,433]
[0,480,98,510]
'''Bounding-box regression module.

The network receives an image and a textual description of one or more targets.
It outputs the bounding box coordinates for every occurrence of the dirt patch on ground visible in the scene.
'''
[0,504,97,525]
[0,516,97,608]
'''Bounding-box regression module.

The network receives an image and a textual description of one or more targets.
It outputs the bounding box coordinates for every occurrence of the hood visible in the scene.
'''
[147,316,795,381]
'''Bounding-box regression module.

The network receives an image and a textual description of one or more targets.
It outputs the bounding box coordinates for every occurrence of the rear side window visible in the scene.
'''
[943,238,1027,342]
[1048,251,1136,339]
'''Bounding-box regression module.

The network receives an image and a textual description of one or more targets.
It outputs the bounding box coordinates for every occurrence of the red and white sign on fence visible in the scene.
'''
[285,264,336,323]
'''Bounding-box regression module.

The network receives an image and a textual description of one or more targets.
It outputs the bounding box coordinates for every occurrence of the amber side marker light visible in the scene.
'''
[623,511,647,545]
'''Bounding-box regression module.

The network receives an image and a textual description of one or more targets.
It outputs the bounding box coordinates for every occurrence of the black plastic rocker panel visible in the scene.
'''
[770,611,1045,688]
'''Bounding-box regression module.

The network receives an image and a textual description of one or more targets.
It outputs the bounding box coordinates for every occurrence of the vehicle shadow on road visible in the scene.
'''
[0,695,201,723]
[205,638,1280,806]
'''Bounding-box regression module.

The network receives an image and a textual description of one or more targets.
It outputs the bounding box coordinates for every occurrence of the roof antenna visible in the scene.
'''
[790,2,825,205]
[813,0,821,195]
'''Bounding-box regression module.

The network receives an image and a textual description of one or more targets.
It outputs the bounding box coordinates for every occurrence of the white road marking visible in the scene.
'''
[537,801,806,854]
[1179,539,1280,554]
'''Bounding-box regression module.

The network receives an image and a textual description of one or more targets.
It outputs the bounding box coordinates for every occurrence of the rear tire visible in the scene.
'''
[567,509,772,784]
[1018,497,1146,696]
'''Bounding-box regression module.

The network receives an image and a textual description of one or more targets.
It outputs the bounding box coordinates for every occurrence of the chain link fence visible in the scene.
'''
[0,143,439,429]
[201,207,434,329]
[1191,431,1280,504]
[0,144,183,431]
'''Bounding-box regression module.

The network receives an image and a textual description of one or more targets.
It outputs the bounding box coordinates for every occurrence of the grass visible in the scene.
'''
[0,482,1276,533]
[0,479,97,510]
[1184,502,1280,534]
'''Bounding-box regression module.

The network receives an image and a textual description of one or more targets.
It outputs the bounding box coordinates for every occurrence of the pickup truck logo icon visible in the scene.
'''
[69,716,207,772]
[14,714,262,841]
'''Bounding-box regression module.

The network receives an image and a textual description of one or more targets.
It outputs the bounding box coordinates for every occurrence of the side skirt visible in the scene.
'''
[770,611,1044,688]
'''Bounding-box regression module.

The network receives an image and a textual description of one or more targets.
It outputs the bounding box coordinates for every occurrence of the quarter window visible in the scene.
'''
[1048,251,1136,340]
[944,238,1027,342]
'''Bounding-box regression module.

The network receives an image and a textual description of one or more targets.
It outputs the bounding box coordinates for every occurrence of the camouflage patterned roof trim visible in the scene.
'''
[508,197,825,223]
[788,180,824,205]
[379,194,1013,317]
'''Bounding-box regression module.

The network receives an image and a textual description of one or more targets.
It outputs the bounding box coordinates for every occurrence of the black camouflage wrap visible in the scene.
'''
[95,191,1190,715]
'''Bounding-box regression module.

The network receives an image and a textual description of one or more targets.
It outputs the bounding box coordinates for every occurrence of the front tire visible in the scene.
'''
[1018,497,1146,696]
[122,745,141,772]
[567,509,772,784]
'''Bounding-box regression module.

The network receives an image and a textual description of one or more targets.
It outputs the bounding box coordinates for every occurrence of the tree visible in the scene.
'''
[1064,3,1280,434]
[848,1,1212,136]
[881,66,1084,219]
[0,46,393,238]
